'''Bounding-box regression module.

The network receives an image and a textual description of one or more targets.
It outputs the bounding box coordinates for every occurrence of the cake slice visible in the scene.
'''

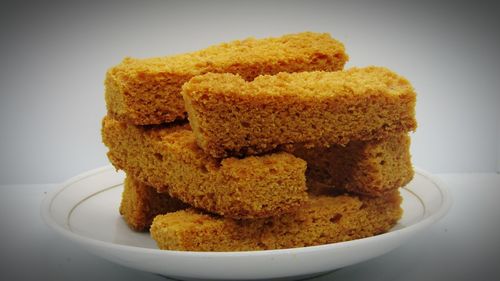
[294,133,414,197]
[105,32,348,125]
[102,116,308,219]
[150,190,403,251]
[182,66,417,158]
[119,176,187,231]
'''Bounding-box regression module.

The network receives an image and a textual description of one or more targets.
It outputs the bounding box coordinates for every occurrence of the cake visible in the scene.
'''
[118,133,412,232]
[102,116,308,219]
[105,32,348,125]
[151,190,403,251]
[182,66,417,158]
[100,32,415,253]
[119,176,187,231]
[293,133,414,196]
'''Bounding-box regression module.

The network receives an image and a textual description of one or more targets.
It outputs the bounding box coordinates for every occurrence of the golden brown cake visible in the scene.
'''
[293,134,414,197]
[182,66,417,158]
[119,176,187,231]
[150,190,403,251]
[105,32,348,125]
[102,116,308,219]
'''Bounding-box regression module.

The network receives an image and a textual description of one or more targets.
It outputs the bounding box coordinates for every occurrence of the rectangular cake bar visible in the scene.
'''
[151,189,403,251]
[120,176,187,231]
[182,66,417,158]
[105,32,348,125]
[102,116,308,219]
[294,133,414,196]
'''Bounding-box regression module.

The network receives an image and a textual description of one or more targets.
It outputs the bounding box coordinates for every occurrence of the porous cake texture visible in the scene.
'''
[182,66,417,158]
[102,116,308,219]
[294,134,414,197]
[105,32,348,125]
[150,190,403,251]
[119,176,187,231]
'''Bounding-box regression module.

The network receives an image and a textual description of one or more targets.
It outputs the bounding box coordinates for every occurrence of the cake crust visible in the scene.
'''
[105,32,348,125]
[182,66,417,158]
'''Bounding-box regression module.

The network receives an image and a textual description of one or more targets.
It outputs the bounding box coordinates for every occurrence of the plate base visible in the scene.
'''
[159,269,338,281]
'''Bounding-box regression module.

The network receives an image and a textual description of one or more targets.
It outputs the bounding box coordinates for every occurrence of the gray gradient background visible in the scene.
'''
[0,0,499,184]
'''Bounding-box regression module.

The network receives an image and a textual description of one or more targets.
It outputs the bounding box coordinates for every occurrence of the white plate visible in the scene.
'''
[41,166,451,281]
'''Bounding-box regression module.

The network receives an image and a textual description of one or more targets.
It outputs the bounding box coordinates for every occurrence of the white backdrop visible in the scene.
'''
[1,0,499,184]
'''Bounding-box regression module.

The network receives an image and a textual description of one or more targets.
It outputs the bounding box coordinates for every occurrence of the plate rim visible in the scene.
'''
[40,165,452,257]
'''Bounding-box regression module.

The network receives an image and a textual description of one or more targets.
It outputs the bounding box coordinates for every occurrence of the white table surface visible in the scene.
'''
[1,173,499,281]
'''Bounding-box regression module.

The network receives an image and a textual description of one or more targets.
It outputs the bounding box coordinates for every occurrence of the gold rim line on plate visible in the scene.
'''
[66,183,123,231]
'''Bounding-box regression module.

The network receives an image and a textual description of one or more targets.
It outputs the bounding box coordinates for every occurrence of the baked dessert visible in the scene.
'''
[102,116,308,219]
[293,133,414,196]
[182,66,417,158]
[119,176,187,231]
[118,134,411,232]
[150,190,402,251]
[105,32,348,125]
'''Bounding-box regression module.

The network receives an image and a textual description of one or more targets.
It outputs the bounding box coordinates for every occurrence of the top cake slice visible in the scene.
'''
[182,66,417,158]
[105,32,348,125]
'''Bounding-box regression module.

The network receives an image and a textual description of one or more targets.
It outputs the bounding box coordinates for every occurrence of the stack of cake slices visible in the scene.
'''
[101,32,417,251]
